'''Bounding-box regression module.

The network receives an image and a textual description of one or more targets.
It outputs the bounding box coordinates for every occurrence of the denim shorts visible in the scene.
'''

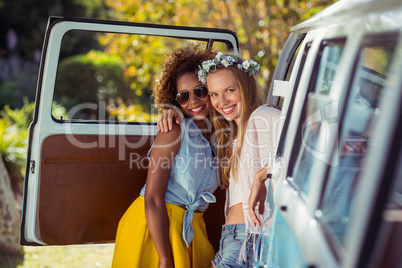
[212,224,256,268]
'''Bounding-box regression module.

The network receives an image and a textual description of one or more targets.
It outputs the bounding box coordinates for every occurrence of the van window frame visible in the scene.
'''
[276,40,310,157]
[49,32,235,125]
[286,37,347,196]
[317,31,400,262]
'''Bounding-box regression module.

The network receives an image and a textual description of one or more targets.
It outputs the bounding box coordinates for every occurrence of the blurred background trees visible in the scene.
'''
[102,0,334,94]
[0,0,336,180]
[0,0,337,110]
[0,0,336,265]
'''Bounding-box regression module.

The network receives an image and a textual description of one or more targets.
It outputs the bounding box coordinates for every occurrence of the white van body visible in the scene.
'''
[261,0,402,267]
[21,0,401,267]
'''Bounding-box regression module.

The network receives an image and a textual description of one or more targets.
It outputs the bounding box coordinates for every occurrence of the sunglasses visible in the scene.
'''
[175,85,208,105]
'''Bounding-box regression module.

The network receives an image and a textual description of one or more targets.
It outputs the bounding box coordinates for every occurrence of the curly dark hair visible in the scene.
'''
[153,44,216,111]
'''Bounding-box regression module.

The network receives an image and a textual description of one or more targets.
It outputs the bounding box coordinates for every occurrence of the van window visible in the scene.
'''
[319,35,397,247]
[289,40,345,194]
[277,42,311,157]
[278,37,304,107]
[313,41,345,94]
[52,30,229,123]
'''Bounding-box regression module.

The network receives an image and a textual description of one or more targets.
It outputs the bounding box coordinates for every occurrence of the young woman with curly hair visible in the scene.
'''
[112,45,218,268]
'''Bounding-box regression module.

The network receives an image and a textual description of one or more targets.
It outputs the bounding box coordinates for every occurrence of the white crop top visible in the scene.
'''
[223,105,281,221]
[228,172,243,208]
[224,139,243,217]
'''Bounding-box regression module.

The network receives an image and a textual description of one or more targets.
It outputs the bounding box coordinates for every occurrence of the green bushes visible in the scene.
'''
[0,98,67,182]
[55,50,133,116]
[53,49,154,120]
[0,98,33,182]
[0,82,21,110]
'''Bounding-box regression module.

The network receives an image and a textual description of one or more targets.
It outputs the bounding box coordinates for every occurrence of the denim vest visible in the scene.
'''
[140,118,218,246]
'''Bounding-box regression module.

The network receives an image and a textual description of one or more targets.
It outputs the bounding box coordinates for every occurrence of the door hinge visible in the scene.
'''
[30,160,36,174]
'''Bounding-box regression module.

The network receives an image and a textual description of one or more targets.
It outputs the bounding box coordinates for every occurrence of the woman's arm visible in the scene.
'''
[246,106,281,227]
[144,123,181,268]
[248,165,269,227]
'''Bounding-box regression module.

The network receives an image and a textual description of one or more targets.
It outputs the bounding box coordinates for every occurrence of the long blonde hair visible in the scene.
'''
[209,54,264,189]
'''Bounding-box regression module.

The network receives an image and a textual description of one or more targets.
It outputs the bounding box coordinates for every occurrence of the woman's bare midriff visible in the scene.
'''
[225,203,245,225]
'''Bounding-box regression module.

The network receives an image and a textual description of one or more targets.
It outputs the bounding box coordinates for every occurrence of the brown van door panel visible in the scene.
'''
[36,133,225,249]
[37,135,225,249]
[37,134,151,244]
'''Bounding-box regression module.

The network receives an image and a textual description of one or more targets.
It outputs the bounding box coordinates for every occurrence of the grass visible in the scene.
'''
[13,244,114,268]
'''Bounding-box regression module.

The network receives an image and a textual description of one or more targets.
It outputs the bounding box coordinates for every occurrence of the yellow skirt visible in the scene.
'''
[112,196,215,268]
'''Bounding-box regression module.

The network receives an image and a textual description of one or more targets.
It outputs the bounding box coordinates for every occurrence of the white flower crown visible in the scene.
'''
[197,51,260,84]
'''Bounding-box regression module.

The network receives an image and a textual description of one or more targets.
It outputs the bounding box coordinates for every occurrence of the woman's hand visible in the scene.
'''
[159,257,174,268]
[248,165,269,227]
[157,108,183,133]
[267,104,281,111]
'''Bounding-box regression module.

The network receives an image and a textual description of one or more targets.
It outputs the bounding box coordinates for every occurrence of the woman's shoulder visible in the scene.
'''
[154,122,182,146]
[252,104,281,115]
[249,105,281,122]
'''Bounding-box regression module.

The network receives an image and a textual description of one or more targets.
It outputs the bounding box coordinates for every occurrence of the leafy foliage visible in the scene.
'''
[0,99,67,181]
[108,101,156,122]
[0,98,33,181]
[101,0,337,93]
[55,50,135,118]
[98,33,186,101]
[0,81,20,109]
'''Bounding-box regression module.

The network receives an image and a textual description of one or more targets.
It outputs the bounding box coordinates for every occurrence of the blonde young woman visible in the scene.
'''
[112,46,219,268]
[159,52,280,267]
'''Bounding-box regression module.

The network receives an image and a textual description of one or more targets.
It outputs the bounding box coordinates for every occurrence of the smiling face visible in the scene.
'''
[176,73,211,120]
[207,69,242,125]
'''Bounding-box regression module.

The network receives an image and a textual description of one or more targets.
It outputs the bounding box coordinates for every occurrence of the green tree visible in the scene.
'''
[101,0,337,94]
[55,50,130,115]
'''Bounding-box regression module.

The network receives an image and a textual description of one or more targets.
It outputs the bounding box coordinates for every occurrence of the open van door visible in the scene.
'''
[21,17,238,248]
